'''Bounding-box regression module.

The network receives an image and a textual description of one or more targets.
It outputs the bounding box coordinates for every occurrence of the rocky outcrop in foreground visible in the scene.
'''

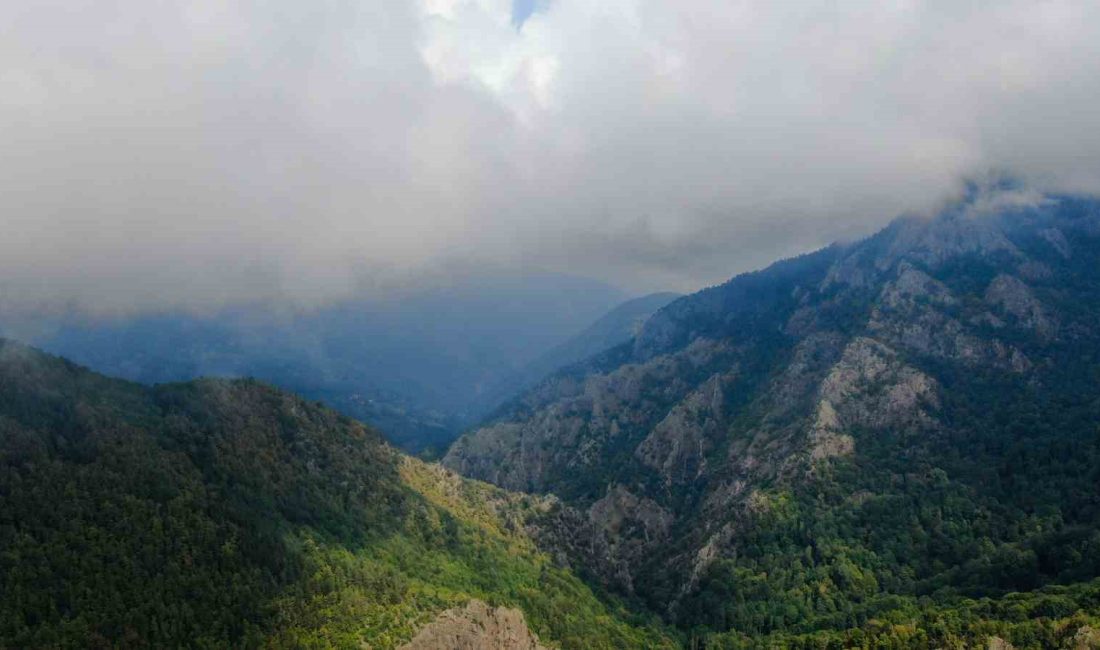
[400,600,548,650]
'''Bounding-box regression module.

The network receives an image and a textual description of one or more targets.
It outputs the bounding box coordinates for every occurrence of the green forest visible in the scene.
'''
[0,340,672,648]
[6,205,1100,648]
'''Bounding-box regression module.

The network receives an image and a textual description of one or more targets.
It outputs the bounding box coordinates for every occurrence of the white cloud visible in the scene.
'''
[3,0,1100,315]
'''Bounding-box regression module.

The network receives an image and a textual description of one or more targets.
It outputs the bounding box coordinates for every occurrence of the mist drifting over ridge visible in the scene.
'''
[4,1,1100,317]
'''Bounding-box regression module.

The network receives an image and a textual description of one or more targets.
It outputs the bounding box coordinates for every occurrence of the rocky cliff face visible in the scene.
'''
[444,187,1100,617]
[399,600,548,650]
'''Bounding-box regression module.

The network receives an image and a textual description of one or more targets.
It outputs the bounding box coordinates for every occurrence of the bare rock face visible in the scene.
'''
[986,636,1016,650]
[522,498,636,593]
[870,267,977,362]
[820,337,939,428]
[635,372,733,484]
[985,274,1056,337]
[1040,226,1072,258]
[823,208,1023,290]
[1069,625,1100,649]
[444,338,733,492]
[879,210,1023,271]
[869,266,1031,372]
[808,400,855,462]
[399,600,548,650]
[441,422,532,492]
[590,484,672,541]
[878,264,957,310]
[810,337,938,462]
[763,333,847,421]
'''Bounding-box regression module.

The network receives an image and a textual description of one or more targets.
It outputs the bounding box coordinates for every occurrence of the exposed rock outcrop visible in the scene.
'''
[985,274,1056,337]
[444,338,735,492]
[810,337,938,462]
[589,484,673,544]
[400,600,548,650]
[869,266,1031,371]
[1069,625,1100,649]
[444,189,1100,614]
[1040,226,1072,258]
[636,372,733,484]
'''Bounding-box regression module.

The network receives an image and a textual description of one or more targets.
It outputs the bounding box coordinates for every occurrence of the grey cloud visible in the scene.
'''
[3,1,1100,315]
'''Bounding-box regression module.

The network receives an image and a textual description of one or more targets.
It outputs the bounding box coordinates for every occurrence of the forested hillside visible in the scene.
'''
[0,340,671,648]
[445,187,1100,647]
[5,190,1100,647]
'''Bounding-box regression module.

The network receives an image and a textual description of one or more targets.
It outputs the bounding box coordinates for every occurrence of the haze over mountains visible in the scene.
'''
[7,1,1100,647]
[6,185,1100,647]
[460,291,682,422]
[1,273,647,453]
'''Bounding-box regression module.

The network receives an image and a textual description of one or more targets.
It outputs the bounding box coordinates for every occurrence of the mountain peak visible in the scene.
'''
[444,190,1100,642]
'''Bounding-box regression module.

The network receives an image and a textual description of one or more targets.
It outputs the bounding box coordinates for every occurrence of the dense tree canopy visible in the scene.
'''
[0,341,671,648]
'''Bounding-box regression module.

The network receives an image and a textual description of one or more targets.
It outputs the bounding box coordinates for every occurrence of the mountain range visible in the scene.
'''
[5,185,1100,647]
[445,185,1100,646]
[3,273,632,454]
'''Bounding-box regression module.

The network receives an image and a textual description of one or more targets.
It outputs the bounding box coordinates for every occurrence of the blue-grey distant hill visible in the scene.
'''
[488,291,682,404]
[4,272,629,453]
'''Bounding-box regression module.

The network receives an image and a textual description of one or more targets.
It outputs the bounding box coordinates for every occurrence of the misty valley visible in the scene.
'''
[5,189,1100,648]
[6,1,1100,648]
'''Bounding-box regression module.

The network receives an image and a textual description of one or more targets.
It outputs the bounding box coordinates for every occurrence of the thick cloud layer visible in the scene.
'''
[3,1,1100,314]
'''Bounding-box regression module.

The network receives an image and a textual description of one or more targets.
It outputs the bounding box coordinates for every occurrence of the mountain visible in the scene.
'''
[444,185,1100,646]
[0,339,673,648]
[7,272,627,454]
[479,292,682,411]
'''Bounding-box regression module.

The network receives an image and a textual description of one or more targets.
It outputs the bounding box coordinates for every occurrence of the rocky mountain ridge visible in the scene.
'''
[445,186,1100,642]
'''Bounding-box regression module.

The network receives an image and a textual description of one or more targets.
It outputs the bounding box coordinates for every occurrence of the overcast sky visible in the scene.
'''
[3,0,1100,315]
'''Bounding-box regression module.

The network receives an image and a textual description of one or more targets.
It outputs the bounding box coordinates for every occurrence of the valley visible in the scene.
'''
[5,188,1100,648]
[8,2,1100,646]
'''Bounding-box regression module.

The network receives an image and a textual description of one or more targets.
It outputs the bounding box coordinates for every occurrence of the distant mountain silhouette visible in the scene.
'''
[4,272,627,452]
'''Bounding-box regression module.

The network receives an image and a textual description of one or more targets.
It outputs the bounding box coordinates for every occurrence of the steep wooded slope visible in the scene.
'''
[0,340,671,648]
[445,187,1100,646]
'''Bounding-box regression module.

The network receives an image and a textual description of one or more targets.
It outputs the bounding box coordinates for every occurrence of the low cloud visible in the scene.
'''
[3,1,1100,315]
